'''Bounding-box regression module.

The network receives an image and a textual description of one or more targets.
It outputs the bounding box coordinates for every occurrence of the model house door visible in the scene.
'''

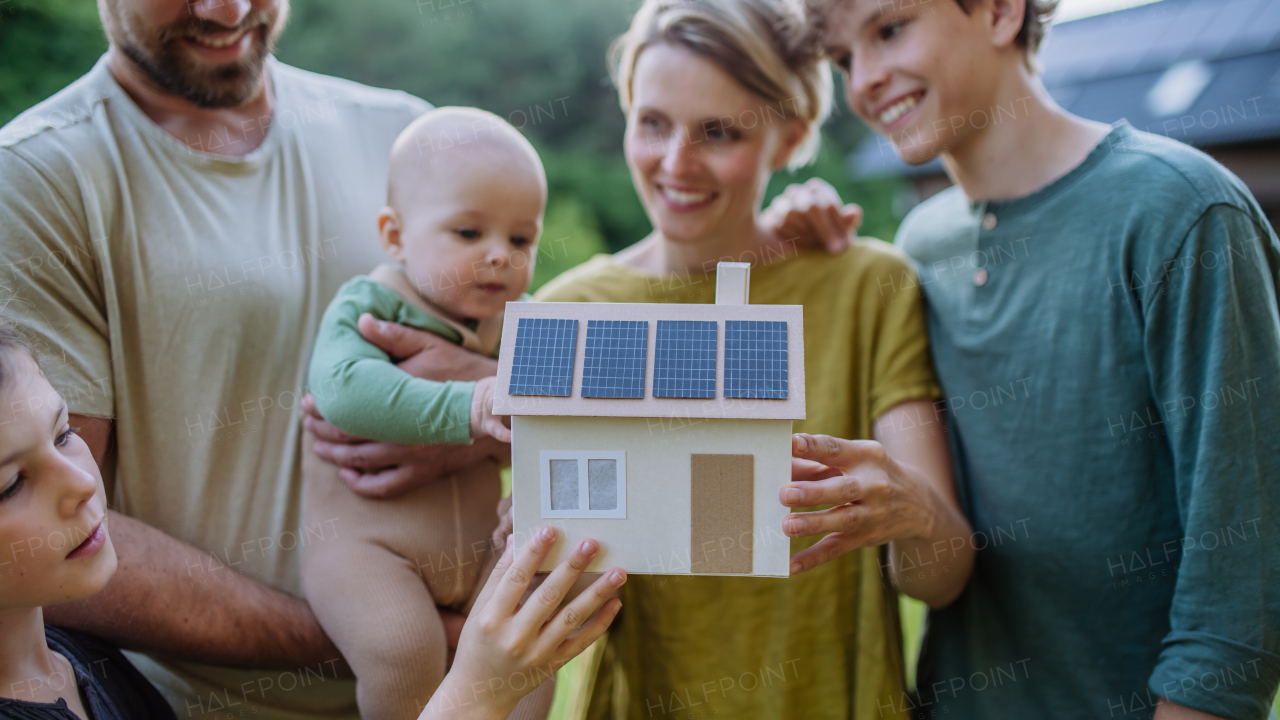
[690,454,754,574]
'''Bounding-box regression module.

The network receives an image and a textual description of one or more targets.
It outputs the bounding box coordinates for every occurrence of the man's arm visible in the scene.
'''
[43,415,353,674]
[309,292,477,445]
[306,314,508,498]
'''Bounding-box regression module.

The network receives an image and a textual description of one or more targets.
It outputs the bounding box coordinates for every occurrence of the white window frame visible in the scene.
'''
[540,450,627,519]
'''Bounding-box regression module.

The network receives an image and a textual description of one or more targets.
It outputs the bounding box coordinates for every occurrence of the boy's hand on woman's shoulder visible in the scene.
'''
[761,177,863,254]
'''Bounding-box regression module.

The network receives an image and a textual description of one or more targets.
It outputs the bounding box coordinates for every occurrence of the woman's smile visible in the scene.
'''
[655,183,718,211]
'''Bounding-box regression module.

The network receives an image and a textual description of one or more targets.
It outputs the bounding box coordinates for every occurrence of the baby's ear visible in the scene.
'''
[377,207,404,260]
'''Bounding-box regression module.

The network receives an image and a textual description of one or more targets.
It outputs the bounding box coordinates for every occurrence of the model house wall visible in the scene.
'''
[494,264,805,577]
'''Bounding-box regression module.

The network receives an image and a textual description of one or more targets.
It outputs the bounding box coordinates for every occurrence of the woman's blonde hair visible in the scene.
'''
[610,0,832,171]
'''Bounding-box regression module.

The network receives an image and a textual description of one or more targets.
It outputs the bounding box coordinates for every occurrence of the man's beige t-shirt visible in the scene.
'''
[0,56,429,719]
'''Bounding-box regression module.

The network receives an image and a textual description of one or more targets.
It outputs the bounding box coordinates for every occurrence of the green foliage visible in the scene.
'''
[274,0,910,251]
[531,195,608,292]
[0,0,107,125]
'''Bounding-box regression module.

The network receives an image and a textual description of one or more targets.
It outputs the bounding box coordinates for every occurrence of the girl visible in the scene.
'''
[0,323,624,720]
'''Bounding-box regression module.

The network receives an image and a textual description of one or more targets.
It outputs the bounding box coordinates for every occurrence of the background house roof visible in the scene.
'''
[493,301,808,421]
[850,0,1280,179]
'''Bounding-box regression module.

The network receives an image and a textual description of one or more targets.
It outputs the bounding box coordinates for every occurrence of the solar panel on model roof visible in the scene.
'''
[508,318,578,397]
[652,320,717,399]
[724,320,788,400]
[581,320,648,399]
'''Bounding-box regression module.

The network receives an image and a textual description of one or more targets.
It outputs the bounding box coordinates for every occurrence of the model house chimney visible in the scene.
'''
[715,262,750,305]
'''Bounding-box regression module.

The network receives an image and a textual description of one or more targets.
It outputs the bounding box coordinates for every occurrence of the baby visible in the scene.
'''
[302,107,547,720]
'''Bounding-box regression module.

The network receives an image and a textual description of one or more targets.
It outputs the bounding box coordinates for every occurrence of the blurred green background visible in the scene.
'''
[0,0,911,294]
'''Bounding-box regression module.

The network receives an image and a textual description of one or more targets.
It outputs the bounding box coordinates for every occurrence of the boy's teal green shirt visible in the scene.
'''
[308,277,495,445]
[898,123,1280,720]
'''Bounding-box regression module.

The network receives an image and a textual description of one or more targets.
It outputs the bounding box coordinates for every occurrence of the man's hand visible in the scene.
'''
[358,312,496,381]
[302,394,510,498]
[760,177,862,254]
[301,312,507,498]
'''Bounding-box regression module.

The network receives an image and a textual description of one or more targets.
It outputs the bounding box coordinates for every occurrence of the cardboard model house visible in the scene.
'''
[494,263,805,577]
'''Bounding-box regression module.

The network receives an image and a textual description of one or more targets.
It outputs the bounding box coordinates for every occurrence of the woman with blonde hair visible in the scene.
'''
[537,0,975,717]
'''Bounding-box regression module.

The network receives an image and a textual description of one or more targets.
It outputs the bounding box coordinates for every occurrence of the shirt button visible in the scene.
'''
[973,268,989,286]
[982,213,998,230]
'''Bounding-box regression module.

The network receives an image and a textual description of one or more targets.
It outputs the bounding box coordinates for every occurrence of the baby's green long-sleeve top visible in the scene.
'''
[308,276,503,445]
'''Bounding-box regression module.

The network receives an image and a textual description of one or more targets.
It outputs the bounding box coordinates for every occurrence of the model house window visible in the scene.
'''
[540,450,626,519]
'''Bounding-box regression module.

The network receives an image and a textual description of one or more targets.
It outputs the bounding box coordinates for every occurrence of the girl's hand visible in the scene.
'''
[421,527,626,719]
[469,376,511,442]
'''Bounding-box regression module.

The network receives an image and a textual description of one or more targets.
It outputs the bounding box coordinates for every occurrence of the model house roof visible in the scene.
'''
[850,0,1280,179]
[493,264,806,421]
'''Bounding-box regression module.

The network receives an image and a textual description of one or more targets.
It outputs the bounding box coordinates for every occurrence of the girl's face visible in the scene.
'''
[0,353,116,610]
[623,42,805,247]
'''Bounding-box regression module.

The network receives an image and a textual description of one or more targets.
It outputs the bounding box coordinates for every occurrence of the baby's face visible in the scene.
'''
[0,354,116,611]
[389,156,543,321]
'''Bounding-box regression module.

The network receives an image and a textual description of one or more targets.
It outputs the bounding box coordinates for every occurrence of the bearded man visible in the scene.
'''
[0,1,511,717]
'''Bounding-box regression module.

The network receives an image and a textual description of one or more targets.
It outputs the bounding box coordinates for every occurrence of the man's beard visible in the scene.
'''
[118,8,286,109]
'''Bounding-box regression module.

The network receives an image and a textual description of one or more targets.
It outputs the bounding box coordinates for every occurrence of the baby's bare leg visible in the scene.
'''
[304,535,447,720]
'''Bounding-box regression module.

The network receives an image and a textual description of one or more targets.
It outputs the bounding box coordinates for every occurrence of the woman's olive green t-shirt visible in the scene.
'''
[535,241,942,720]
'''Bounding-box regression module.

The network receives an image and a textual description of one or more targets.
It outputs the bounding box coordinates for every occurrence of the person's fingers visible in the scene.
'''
[805,203,844,249]
[339,464,419,499]
[841,203,864,233]
[782,496,876,538]
[791,433,887,473]
[304,415,361,443]
[544,569,626,658]
[300,393,324,420]
[356,312,438,361]
[486,526,558,617]
[470,536,515,616]
[782,463,888,511]
[484,415,512,443]
[514,538,601,636]
[789,457,842,485]
[788,531,863,575]
[315,439,405,470]
[552,596,623,666]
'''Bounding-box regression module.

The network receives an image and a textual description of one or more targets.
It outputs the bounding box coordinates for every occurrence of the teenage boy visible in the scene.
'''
[779,0,1280,718]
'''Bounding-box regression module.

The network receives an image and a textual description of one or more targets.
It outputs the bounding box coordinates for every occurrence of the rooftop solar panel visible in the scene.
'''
[581,320,648,398]
[653,320,717,399]
[724,320,788,400]
[508,318,578,397]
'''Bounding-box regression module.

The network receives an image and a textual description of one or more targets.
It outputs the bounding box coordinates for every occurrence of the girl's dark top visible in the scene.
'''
[0,627,175,720]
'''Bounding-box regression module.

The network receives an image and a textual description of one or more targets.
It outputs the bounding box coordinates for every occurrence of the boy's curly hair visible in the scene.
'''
[804,0,1060,72]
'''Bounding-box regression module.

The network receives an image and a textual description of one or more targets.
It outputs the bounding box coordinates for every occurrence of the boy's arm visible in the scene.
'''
[309,285,476,445]
[1142,204,1280,720]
